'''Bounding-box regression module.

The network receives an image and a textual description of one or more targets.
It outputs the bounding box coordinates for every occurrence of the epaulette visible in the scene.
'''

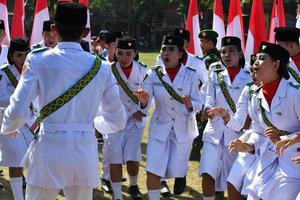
[151,65,160,70]
[247,82,254,87]
[0,64,9,70]
[186,66,196,72]
[138,61,148,68]
[98,55,106,61]
[289,82,300,89]
[31,47,48,54]
[195,55,203,60]
[31,44,42,49]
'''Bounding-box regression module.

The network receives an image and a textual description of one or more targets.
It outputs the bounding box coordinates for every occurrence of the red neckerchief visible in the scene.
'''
[291,53,300,72]
[166,65,181,82]
[120,62,133,78]
[262,78,281,107]
[15,65,23,74]
[227,66,241,82]
[108,56,114,63]
[181,53,188,66]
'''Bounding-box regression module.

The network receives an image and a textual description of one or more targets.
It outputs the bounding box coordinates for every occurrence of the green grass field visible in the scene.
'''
[0,52,206,200]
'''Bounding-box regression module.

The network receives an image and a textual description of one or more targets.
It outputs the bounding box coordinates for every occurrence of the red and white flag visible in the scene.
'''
[296,1,300,29]
[245,0,266,62]
[186,0,202,56]
[268,0,285,43]
[11,0,25,39]
[79,0,91,50]
[213,0,225,50]
[226,0,245,51]
[30,0,50,45]
[0,0,10,45]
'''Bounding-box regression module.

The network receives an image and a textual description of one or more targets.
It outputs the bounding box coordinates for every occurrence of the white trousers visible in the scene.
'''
[25,185,93,200]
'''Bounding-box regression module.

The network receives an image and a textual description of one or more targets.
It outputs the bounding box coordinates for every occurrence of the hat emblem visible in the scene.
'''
[128,42,132,47]
[168,39,172,43]
[179,30,183,33]
[202,32,206,37]
[226,38,231,43]
[262,45,266,50]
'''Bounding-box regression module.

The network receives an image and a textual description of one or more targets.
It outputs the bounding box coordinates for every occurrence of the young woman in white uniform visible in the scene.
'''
[135,35,203,200]
[103,36,148,200]
[0,38,32,200]
[207,55,260,199]
[232,42,300,200]
[199,36,251,200]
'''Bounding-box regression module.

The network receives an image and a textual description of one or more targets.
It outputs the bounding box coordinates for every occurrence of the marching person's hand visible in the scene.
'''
[228,139,254,153]
[264,127,281,144]
[134,90,149,109]
[276,134,300,156]
[131,111,143,122]
[182,96,193,111]
[207,107,230,123]
[291,156,300,164]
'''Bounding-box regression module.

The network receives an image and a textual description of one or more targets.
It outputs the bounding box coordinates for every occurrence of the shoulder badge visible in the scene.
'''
[195,55,203,60]
[186,66,196,72]
[138,61,148,68]
[289,82,300,89]
[31,47,48,54]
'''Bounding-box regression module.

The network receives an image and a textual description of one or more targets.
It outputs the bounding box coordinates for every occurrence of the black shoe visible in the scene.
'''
[128,185,142,200]
[0,169,3,174]
[101,179,113,193]
[160,181,170,197]
[215,191,225,200]
[0,182,3,190]
[173,176,186,195]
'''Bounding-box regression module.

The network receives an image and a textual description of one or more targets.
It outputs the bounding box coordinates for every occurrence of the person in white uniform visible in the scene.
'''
[242,42,300,200]
[156,28,208,197]
[199,36,251,200]
[31,20,57,50]
[1,2,126,200]
[101,36,148,200]
[0,20,9,66]
[135,35,203,200]
[207,55,260,199]
[0,38,32,200]
[98,31,124,194]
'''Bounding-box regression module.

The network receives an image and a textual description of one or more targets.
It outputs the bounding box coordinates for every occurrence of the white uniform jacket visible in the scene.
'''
[0,42,127,188]
[288,59,300,85]
[142,65,203,143]
[0,44,8,66]
[203,66,252,146]
[114,61,149,128]
[248,78,300,179]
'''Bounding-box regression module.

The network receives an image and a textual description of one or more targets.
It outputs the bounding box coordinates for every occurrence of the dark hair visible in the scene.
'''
[178,49,187,64]
[56,23,84,41]
[7,49,14,64]
[211,38,217,46]
[134,51,139,61]
[269,57,290,80]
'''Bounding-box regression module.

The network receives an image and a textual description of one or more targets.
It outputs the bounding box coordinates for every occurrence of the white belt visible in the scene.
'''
[40,123,94,132]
